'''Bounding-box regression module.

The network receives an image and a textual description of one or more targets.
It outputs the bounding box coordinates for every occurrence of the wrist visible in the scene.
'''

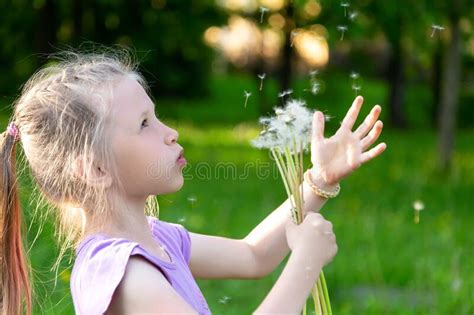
[292,246,324,269]
[305,168,341,199]
[309,168,339,189]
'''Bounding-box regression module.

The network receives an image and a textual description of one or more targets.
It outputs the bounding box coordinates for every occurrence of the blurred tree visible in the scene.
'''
[0,0,221,101]
[437,0,463,172]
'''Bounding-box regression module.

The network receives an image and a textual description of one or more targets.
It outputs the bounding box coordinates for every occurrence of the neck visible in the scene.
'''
[83,192,155,244]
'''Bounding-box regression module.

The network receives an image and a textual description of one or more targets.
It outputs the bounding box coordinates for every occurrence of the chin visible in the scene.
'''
[158,175,184,195]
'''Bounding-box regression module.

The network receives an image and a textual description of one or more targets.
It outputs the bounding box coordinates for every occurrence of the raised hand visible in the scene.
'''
[310,96,387,185]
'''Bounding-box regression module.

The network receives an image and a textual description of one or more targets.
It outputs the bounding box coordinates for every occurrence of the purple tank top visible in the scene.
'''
[70,216,211,314]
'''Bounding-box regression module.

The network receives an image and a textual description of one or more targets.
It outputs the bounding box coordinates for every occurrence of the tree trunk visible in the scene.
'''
[438,1,462,172]
[71,0,83,45]
[35,0,57,66]
[386,14,406,129]
[277,2,295,106]
[431,41,442,129]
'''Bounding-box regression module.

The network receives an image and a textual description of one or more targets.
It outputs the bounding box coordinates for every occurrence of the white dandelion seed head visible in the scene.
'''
[260,6,269,13]
[413,200,425,211]
[251,98,315,153]
[310,81,321,95]
[350,71,360,80]
[309,70,319,77]
[244,90,252,97]
[337,25,348,31]
[218,295,231,304]
[432,24,445,31]
[352,84,361,91]
[258,117,271,126]
[324,114,333,122]
[278,89,293,98]
[258,73,266,79]
[349,11,358,21]
[341,1,350,8]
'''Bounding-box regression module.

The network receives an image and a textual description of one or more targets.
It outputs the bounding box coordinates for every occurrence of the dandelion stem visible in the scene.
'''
[312,284,323,315]
[271,149,297,220]
[299,140,304,205]
[320,271,332,315]
[284,145,301,223]
[317,276,328,314]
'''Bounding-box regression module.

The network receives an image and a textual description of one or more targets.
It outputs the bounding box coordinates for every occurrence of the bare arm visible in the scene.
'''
[254,212,337,314]
[253,249,323,314]
[106,256,198,314]
[187,170,332,280]
[244,171,333,277]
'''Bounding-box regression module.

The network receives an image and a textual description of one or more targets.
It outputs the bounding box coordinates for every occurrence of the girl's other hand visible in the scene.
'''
[310,96,387,185]
[285,212,337,268]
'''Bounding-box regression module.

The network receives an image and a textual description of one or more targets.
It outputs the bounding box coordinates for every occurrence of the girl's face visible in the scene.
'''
[108,77,186,197]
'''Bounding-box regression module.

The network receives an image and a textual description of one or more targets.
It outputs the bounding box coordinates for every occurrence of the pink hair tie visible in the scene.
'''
[6,122,20,142]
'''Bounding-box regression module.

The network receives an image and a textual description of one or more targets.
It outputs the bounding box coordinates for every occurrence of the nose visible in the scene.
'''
[165,127,179,145]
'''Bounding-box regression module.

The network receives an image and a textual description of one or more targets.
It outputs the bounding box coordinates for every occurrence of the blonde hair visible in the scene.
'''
[1,47,159,315]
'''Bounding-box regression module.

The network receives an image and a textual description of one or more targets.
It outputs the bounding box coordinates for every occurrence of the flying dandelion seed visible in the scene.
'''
[349,10,358,21]
[430,24,445,37]
[323,114,334,122]
[309,70,319,78]
[352,84,361,96]
[341,1,350,17]
[278,89,293,101]
[187,195,197,209]
[290,30,299,47]
[350,71,360,80]
[305,81,321,95]
[218,296,231,304]
[337,25,348,40]
[178,217,187,224]
[259,6,269,23]
[412,200,425,224]
[258,73,266,91]
[243,90,252,108]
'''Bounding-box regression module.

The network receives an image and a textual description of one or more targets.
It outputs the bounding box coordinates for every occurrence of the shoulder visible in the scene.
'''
[71,236,139,314]
[105,256,198,314]
[147,216,192,264]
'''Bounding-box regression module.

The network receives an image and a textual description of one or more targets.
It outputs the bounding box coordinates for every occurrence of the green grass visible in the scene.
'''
[1,73,473,314]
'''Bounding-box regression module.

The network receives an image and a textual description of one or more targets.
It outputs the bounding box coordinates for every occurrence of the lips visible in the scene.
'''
[177,149,184,161]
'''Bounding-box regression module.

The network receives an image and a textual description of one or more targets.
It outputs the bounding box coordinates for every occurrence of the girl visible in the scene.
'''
[0,50,386,315]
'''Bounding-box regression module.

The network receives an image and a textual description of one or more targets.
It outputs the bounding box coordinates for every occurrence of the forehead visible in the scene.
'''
[109,77,152,131]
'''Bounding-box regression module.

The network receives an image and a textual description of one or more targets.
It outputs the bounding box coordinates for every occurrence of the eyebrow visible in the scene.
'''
[139,103,156,118]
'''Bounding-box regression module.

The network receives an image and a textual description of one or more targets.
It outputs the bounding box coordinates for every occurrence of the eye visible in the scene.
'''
[141,118,148,129]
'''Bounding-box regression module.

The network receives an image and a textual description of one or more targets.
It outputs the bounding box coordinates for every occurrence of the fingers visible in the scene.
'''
[312,111,325,142]
[360,142,387,164]
[306,212,334,234]
[346,141,361,169]
[340,96,364,131]
[361,120,383,150]
[354,105,381,139]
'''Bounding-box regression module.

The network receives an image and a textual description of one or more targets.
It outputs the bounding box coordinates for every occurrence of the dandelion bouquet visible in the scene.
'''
[251,99,332,315]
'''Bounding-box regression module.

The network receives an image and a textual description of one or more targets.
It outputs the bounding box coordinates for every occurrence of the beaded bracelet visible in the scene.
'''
[304,170,341,199]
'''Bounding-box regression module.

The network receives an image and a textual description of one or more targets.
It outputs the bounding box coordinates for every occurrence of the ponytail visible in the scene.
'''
[0,121,31,315]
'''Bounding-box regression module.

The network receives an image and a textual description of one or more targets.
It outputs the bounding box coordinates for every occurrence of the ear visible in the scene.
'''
[71,155,113,189]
